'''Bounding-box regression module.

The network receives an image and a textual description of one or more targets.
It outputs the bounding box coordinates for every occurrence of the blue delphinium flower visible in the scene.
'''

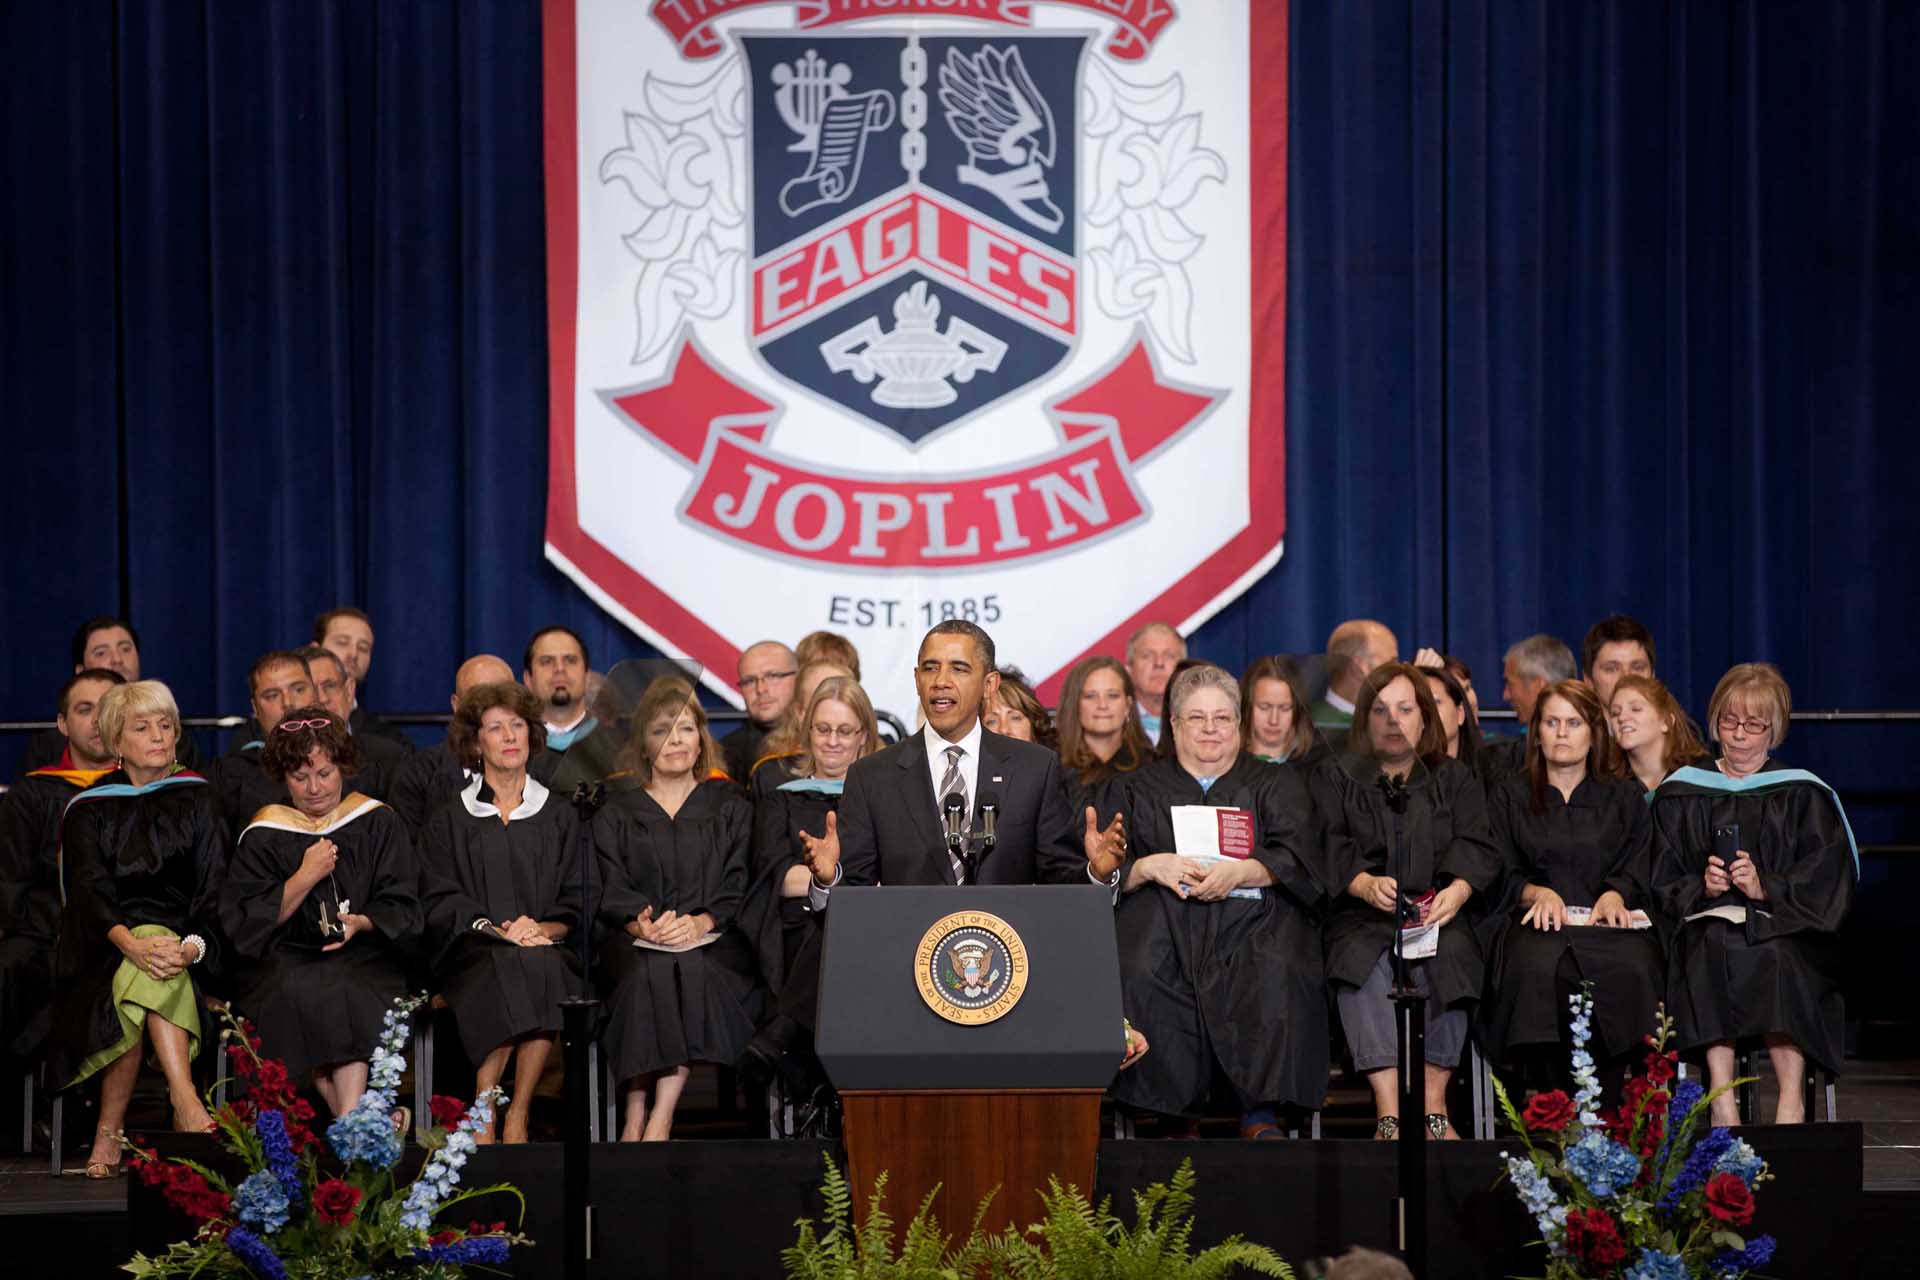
[1624,1249,1690,1280]
[1711,1233,1776,1275]
[1564,1130,1641,1198]
[400,1089,500,1232]
[1714,1137,1766,1187]
[225,1225,289,1279]
[234,1170,291,1235]
[411,1235,511,1265]
[1502,1154,1567,1253]
[255,1109,301,1203]
[1658,1125,1736,1209]
[1567,992,1603,1124]
[1667,1079,1705,1124]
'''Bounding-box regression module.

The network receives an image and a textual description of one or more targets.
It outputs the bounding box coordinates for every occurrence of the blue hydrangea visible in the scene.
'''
[1659,1126,1735,1209]
[1624,1249,1690,1280]
[234,1170,290,1235]
[327,1101,402,1170]
[255,1109,301,1203]
[1712,1233,1776,1275]
[225,1225,288,1279]
[1714,1137,1766,1187]
[1564,1131,1641,1198]
[410,1236,511,1266]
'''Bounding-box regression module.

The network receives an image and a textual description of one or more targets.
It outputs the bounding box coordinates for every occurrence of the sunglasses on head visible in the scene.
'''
[277,717,333,732]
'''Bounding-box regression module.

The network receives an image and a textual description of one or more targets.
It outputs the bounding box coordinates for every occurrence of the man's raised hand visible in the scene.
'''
[1084,807,1127,879]
[799,812,841,886]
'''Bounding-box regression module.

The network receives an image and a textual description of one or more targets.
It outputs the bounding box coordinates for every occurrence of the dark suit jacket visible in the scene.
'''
[837,727,1084,887]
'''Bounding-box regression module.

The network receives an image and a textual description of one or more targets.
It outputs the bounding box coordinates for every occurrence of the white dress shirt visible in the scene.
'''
[923,718,983,815]
[1323,688,1355,716]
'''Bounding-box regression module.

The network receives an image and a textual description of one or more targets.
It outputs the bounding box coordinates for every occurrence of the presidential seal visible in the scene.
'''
[913,910,1029,1026]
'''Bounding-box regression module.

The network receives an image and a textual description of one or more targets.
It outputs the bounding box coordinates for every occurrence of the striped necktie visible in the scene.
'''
[940,744,968,880]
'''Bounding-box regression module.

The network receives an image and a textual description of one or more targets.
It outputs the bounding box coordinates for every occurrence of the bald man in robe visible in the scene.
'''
[1311,619,1399,729]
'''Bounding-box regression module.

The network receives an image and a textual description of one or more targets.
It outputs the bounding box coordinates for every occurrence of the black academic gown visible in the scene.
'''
[531,721,621,795]
[1478,735,1528,788]
[0,766,109,1057]
[1479,774,1663,1064]
[1312,755,1501,1010]
[420,777,583,1060]
[349,706,413,752]
[741,777,838,994]
[592,777,761,1081]
[219,798,420,1078]
[390,741,470,839]
[723,722,772,786]
[13,726,205,784]
[1108,754,1330,1115]
[215,738,288,835]
[46,771,228,1088]
[1649,761,1856,1073]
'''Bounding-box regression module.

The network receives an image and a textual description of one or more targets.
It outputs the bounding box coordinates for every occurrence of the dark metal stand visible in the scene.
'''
[559,996,599,1280]
[1379,770,1427,1278]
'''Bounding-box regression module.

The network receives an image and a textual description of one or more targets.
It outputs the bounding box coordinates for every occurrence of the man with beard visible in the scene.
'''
[0,668,125,1058]
[524,625,618,791]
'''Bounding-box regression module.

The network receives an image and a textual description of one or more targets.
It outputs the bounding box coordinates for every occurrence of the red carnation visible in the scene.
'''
[313,1178,363,1226]
[1522,1090,1576,1132]
[1562,1207,1627,1271]
[430,1095,469,1130]
[1705,1172,1756,1225]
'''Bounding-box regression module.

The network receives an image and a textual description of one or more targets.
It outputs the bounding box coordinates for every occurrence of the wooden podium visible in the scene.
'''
[817,886,1122,1235]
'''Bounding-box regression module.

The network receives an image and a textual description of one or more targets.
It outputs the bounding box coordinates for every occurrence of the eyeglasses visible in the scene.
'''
[1717,713,1771,737]
[276,718,333,732]
[1178,712,1239,731]
[739,669,798,691]
[810,723,864,742]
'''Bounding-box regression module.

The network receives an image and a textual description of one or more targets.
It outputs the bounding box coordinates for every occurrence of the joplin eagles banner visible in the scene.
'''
[542,0,1287,714]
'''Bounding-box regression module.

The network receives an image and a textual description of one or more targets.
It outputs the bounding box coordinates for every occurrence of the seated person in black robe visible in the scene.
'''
[1239,656,1322,767]
[1650,663,1856,1126]
[523,626,619,792]
[420,681,582,1144]
[1311,662,1500,1141]
[1608,674,1707,795]
[593,679,762,1140]
[11,617,207,782]
[0,669,123,1061]
[1479,682,1662,1087]
[216,650,317,833]
[219,709,419,1117]
[298,646,408,799]
[723,640,800,784]
[1055,654,1156,832]
[743,659,856,800]
[1416,662,1483,776]
[390,654,517,837]
[1109,664,1328,1139]
[312,606,412,748]
[1479,635,1578,786]
[48,680,225,1177]
[742,677,881,999]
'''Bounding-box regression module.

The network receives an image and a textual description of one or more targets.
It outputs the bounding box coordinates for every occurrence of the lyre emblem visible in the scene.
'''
[820,283,1007,409]
[772,50,852,154]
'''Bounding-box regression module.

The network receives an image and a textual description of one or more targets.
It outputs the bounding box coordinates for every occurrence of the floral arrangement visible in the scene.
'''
[1495,993,1775,1279]
[123,995,530,1278]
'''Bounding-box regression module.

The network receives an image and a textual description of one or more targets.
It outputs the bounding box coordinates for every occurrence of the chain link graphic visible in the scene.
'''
[900,37,927,179]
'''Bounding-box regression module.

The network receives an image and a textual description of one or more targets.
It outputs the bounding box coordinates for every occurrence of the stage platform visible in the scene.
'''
[9,1057,1919,1278]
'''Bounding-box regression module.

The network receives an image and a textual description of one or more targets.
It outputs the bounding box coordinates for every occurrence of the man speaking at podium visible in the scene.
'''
[740,620,1127,1086]
[802,619,1126,890]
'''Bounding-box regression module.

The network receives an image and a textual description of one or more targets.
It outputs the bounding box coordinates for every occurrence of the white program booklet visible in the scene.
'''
[1169,806,1263,900]
[633,931,721,953]
[1564,905,1655,930]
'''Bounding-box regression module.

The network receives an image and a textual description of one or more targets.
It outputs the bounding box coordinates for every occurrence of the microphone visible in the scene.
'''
[942,789,967,848]
[1375,769,1410,814]
[976,790,999,859]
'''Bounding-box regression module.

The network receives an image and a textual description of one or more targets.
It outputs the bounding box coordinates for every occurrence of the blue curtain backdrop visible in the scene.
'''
[4,2,1915,819]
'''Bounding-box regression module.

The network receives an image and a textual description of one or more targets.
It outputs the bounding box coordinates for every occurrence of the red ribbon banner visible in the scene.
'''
[649,0,1176,63]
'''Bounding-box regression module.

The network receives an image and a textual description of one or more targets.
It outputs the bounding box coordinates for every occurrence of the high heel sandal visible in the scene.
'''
[1425,1113,1455,1140]
[84,1130,123,1178]
[1373,1116,1399,1140]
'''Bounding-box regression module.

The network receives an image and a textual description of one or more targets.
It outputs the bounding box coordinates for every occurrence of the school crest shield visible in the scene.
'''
[544,0,1290,717]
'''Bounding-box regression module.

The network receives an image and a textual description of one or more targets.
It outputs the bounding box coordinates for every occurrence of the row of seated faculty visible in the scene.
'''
[0,610,1852,1167]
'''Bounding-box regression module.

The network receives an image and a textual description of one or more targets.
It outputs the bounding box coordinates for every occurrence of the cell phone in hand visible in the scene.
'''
[1712,823,1741,861]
